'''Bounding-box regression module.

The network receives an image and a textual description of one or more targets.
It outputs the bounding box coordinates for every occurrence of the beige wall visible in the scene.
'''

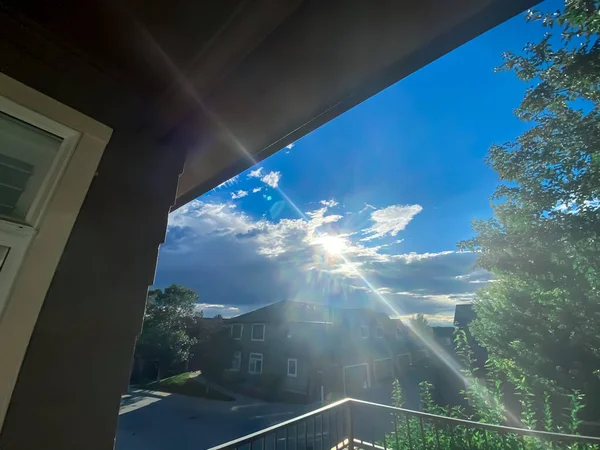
[0,73,112,430]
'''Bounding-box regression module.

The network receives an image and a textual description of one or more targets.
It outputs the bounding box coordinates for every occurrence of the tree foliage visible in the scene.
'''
[410,313,433,338]
[384,332,589,449]
[460,0,600,406]
[135,285,199,379]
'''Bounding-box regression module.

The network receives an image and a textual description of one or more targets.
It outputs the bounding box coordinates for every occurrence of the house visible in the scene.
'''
[222,301,415,402]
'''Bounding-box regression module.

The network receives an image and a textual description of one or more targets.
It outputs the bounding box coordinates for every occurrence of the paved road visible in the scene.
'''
[116,390,313,450]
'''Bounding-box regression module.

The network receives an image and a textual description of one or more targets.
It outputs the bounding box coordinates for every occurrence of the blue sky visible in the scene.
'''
[155,2,558,323]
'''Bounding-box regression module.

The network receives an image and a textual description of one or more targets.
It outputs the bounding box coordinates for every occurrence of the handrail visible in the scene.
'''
[207,397,600,449]
[207,398,350,450]
[350,398,600,444]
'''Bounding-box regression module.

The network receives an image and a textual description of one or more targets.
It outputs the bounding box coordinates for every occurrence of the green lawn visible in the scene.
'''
[142,372,234,401]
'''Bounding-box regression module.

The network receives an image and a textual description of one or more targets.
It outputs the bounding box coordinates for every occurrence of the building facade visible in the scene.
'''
[222,301,422,402]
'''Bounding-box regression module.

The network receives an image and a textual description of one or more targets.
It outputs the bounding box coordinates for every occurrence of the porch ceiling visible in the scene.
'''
[0,0,538,209]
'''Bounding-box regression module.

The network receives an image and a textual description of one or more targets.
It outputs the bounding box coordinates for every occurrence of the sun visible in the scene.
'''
[317,234,347,256]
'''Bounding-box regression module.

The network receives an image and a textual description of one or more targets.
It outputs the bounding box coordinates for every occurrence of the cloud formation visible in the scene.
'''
[261,171,281,188]
[320,199,339,208]
[361,204,423,241]
[248,167,263,179]
[156,199,488,322]
[214,175,239,190]
[231,190,249,200]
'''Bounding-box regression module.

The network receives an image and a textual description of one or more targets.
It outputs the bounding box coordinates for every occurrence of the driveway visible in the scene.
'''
[116,390,313,450]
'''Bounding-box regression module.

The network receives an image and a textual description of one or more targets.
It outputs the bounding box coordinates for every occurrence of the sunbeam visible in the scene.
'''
[134,19,521,427]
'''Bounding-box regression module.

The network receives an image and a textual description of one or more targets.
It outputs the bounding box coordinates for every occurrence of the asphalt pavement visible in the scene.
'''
[116,389,312,450]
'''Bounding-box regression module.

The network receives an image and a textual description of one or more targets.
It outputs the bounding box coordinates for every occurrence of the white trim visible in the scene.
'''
[375,326,384,338]
[373,357,392,381]
[251,323,265,341]
[0,72,112,430]
[287,358,298,378]
[230,323,243,340]
[0,95,81,228]
[0,222,36,316]
[342,362,370,396]
[229,351,242,371]
[359,325,369,339]
[248,352,263,375]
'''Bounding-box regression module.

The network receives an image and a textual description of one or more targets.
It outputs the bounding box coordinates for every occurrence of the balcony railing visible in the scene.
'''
[207,398,600,450]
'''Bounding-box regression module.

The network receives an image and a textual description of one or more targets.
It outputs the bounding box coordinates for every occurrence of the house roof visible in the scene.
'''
[227,300,393,324]
[227,301,333,323]
[454,303,475,326]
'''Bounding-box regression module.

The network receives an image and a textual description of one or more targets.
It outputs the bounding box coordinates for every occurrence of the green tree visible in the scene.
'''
[135,285,198,380]
[460,0,600,408]
[410,313,433,338]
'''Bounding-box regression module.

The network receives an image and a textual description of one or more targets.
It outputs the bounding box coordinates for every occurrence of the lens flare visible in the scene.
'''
[136,22,520,426]
[316,235,347,255]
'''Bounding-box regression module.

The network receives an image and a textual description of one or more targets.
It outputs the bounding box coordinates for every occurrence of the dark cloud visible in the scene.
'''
[154,200,489,322]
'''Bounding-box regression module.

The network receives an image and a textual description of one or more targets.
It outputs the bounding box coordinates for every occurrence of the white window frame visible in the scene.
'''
[0,95,81,228]
[0,97,82,317]
[229,351,241,371]
[248,353,263,374]
[398,352,412,366]
[360,325,369,339]
[342,362,370,396]
[0,221,35,314]
[375,326,384,338]
[0,72,112,430]
[251,323,265,341]
[287,358,298,378]
[230,323,243,340]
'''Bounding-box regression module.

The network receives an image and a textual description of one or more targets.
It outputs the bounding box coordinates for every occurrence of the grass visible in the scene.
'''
[142,372,234,401]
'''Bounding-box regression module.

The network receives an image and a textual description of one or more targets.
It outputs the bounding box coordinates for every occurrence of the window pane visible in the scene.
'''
[231,324,242,339]
[0,111,62,222]
[252,324,264,339]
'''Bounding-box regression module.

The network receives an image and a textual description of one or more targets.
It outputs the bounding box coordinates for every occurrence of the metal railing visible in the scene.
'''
[208,398,600,450]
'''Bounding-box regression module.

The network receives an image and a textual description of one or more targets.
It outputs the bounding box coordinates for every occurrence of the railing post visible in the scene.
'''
[346,401,354,450]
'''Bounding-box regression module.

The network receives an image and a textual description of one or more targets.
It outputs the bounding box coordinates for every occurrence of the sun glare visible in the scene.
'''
[317,235,347,255]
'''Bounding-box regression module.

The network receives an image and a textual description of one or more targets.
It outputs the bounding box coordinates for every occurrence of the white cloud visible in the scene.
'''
[285,143,295,150]
[361,204,423,241]
[194,303,241,318]
[320,199,339,208]
[214,175,239,190]
[261,171,281,188]
[231,190,249,200]
[248,167,263,179]
[359,203,376,214]
[159,199,483,320]
[252,187,263,193]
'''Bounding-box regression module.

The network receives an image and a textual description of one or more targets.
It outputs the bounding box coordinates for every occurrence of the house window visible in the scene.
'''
[395,328,405,340]
[287,358,298,377]
[360,325,369,339]
[230,351,241,371]
[249,353,263,374]
[0,95,83,316]
[251,323,265,341]
[397,353,411,373]
[230,323,243,340]
[375,326,384,338]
